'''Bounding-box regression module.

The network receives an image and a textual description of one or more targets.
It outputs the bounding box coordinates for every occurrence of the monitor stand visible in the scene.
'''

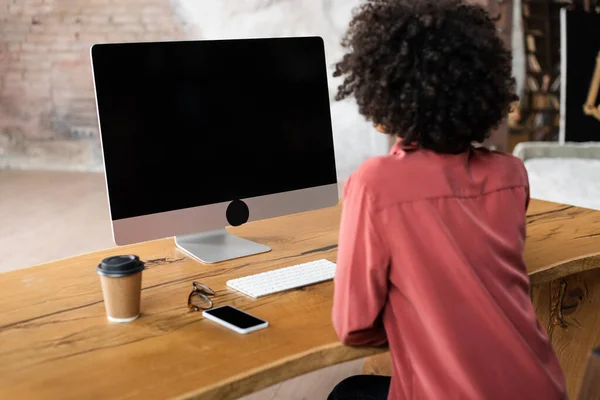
[174,229,271,264]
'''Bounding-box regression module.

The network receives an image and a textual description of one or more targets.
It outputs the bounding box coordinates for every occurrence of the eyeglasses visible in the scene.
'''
[187,281,216,311]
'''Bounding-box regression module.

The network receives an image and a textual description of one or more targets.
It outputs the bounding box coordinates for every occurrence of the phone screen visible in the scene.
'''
[204,306,266,329]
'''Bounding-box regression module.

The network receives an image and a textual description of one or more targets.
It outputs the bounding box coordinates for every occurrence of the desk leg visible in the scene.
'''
[531,268,600,399]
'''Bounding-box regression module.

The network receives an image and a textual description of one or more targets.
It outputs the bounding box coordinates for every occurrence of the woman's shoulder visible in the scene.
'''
[350,155,399,189]
[471,147,529,185]
[345,154,421,206]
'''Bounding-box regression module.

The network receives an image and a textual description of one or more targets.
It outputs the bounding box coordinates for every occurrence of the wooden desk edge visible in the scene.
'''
[175,344,387,400]
[4,200,597,399]
[529,252,600,285]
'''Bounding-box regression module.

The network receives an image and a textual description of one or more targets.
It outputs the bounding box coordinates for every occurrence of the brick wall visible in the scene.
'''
[0,0,188,170]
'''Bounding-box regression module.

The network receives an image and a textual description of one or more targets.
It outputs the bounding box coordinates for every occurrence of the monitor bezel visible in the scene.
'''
[90,37,339,246]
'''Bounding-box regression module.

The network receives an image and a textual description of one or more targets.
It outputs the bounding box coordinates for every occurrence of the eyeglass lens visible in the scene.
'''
[193,281,215,296]
[189,291,213,310]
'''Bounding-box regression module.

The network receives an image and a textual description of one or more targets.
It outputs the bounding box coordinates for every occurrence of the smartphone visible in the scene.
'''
[202,305,269,334]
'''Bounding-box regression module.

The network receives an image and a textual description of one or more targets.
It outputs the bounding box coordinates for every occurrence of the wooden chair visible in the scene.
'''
[362,347,600,399]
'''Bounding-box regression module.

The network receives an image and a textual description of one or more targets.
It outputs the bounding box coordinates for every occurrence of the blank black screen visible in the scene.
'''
[91,37,337,220]
[205,306,266,329]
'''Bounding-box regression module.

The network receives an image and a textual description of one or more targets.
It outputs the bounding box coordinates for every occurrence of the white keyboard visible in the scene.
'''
[226,258,337,298]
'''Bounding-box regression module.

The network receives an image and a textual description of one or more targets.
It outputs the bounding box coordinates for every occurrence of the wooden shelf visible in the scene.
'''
[515,0,571,146]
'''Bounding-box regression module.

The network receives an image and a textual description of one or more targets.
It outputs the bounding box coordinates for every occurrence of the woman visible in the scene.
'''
[329,1,566,399]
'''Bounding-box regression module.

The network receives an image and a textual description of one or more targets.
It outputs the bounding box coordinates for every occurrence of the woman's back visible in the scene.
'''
[332,142,564,399]
[328,1,565,398]
[334,142,564,399]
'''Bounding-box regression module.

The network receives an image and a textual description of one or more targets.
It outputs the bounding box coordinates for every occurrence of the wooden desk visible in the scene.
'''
[528,202,600,398]
[0,203,379,400]
[1,200,599,399]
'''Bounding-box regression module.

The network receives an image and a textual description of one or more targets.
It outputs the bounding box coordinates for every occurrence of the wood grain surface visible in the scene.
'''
[532,269,600,399]
[0,202,383,400]
[576,348,600,400]
[528,201,600,397]
[0,199,599,399]
[525,202,600,284]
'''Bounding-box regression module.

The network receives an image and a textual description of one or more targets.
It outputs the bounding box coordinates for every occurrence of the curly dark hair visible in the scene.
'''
[334,0,518,154]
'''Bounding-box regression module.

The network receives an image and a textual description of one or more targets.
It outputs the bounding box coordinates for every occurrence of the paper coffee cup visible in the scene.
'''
[97,255,145,323]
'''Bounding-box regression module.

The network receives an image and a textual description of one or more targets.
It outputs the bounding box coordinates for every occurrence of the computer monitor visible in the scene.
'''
[90,37,338,263]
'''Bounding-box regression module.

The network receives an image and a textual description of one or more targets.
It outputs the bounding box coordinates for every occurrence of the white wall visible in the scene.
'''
[173,0,390,182]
